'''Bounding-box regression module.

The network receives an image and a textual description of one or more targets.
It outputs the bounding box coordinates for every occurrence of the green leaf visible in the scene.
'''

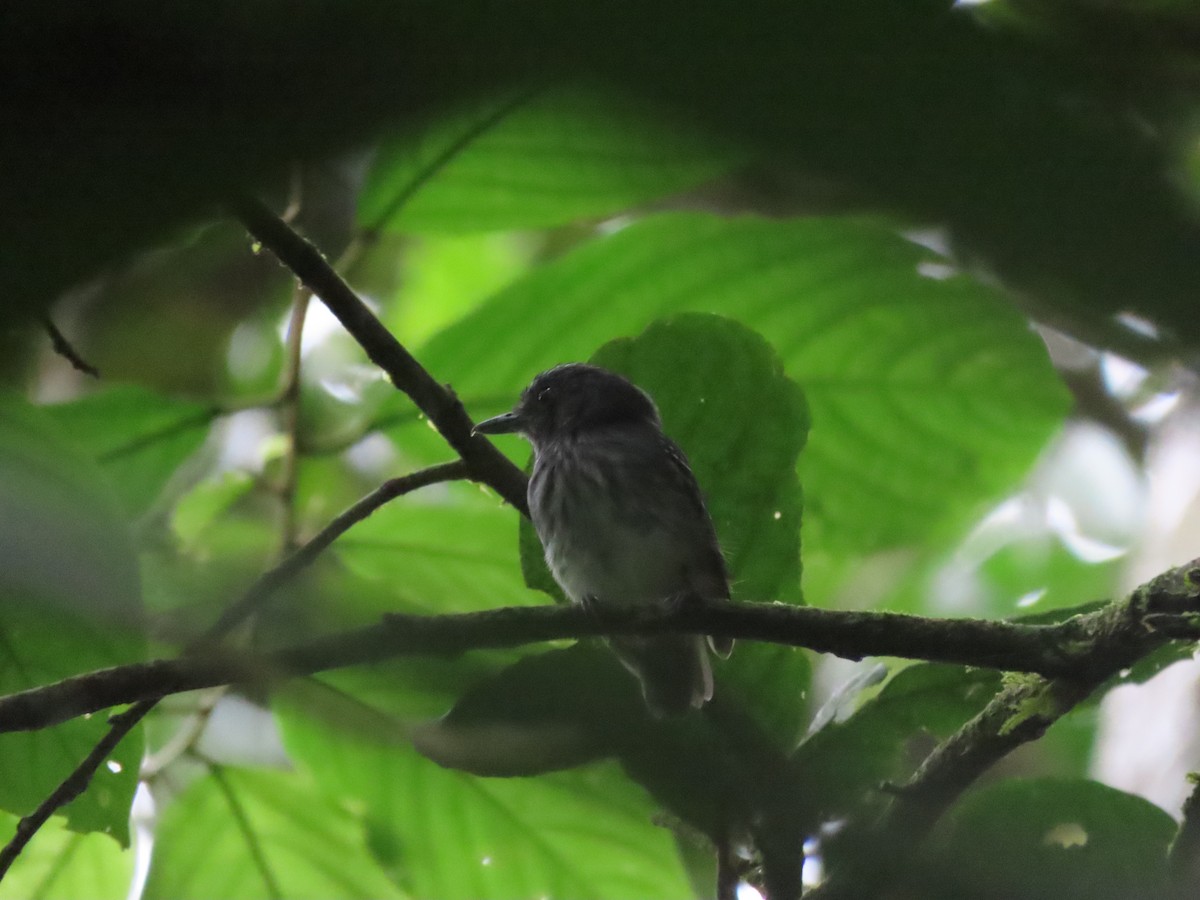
[305,489,555,722]
[590,314,806,603]
[412,645,802,846]
[381,233,538,348]
[171,470,256,551]
[920,778,1175,900]
[333,488,548,615]
[268,557,532,723]
[791,664,1000,831]
[589,313,810,742]
[360,87,741,234]
[413,644,643,776]
[0,394,143,842]
[43,385,213,519]
[713,644,812,750]
[276,696,695,900]
[0,813,134,900]
[425,214,1069,572]
[143,766,408,900]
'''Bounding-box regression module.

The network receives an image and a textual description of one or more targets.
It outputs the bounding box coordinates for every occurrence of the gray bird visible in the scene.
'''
[475,363,732,716]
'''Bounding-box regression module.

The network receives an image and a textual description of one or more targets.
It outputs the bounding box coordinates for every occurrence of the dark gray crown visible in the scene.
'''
[517,363,661,440]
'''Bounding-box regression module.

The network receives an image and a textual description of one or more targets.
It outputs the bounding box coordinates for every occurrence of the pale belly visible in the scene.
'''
[543,518,689,607]
[528,433,715,608]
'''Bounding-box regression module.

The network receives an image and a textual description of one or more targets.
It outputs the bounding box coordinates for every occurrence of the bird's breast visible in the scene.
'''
[529,443,690,606]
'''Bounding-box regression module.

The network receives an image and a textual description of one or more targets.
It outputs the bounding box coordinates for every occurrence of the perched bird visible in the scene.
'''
[474,363,731,716]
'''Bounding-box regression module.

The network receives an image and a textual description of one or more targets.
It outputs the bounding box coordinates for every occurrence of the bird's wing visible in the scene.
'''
[659,436,731,602]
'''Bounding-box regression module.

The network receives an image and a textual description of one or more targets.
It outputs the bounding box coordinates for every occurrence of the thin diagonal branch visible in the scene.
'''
[0,460,469,881]
[3,193,530,881]
[229,196,530,516]
[206,459,470,640]
[0,701,149,878]
[43,317,100,379]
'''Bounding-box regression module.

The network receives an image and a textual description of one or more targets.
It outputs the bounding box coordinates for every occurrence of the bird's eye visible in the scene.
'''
[537,388,552,403]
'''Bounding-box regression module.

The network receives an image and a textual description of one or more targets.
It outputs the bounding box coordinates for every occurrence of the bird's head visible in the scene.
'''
[474,363,661,446]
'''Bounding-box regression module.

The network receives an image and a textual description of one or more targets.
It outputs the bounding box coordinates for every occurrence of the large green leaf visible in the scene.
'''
[305,487,558,723]
[918,778,1175,900]
[790,664,1001,834]
[0,813,134,900]
[380,233,538,348]
[591,314,809,741]
[143,766,408,900]
[413,643,802,852]
[276,694,695,900]
[423,214,1069,577]
[412,645,644,776]
[360,87,741,234]
[333,486,548,615]
[0,395,143,842]
[43,385,213,520]
[590,314,806,602]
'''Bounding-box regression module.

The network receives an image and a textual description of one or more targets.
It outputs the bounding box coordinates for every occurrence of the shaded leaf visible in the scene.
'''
[918,778,1175,900]
[428,214,1068,572]
[0,813,134,900]
[0,395,142,842]
[413,644,642,776]
[361,87,741,234]
[143,766,407,900]
[43,385,213,520]
[334,490,547,615]
[416,644,800,848]
[277,696,695,900]
[791,664,1001,832]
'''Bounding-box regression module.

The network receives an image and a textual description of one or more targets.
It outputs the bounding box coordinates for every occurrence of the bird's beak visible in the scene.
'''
[473,410,524,436]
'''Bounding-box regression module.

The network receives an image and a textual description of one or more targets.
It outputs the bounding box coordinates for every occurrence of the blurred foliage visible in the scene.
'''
[0,0,1196,897]
[919,778,1177,899]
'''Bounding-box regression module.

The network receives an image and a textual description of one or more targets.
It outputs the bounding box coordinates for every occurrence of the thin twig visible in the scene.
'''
[2,175,530,878]
[0,460,469,879]
[42,317,100,379]
[141,689,224,779]
[206,460,469,640]
[0,701,150,878]
[276,290,312,553]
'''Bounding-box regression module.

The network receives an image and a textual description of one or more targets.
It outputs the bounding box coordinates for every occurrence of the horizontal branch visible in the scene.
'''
[807,559,1200,899]
[4,559,1199,734]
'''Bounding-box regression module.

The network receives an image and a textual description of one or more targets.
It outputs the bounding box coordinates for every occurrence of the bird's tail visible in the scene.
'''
[610,635,713,717]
